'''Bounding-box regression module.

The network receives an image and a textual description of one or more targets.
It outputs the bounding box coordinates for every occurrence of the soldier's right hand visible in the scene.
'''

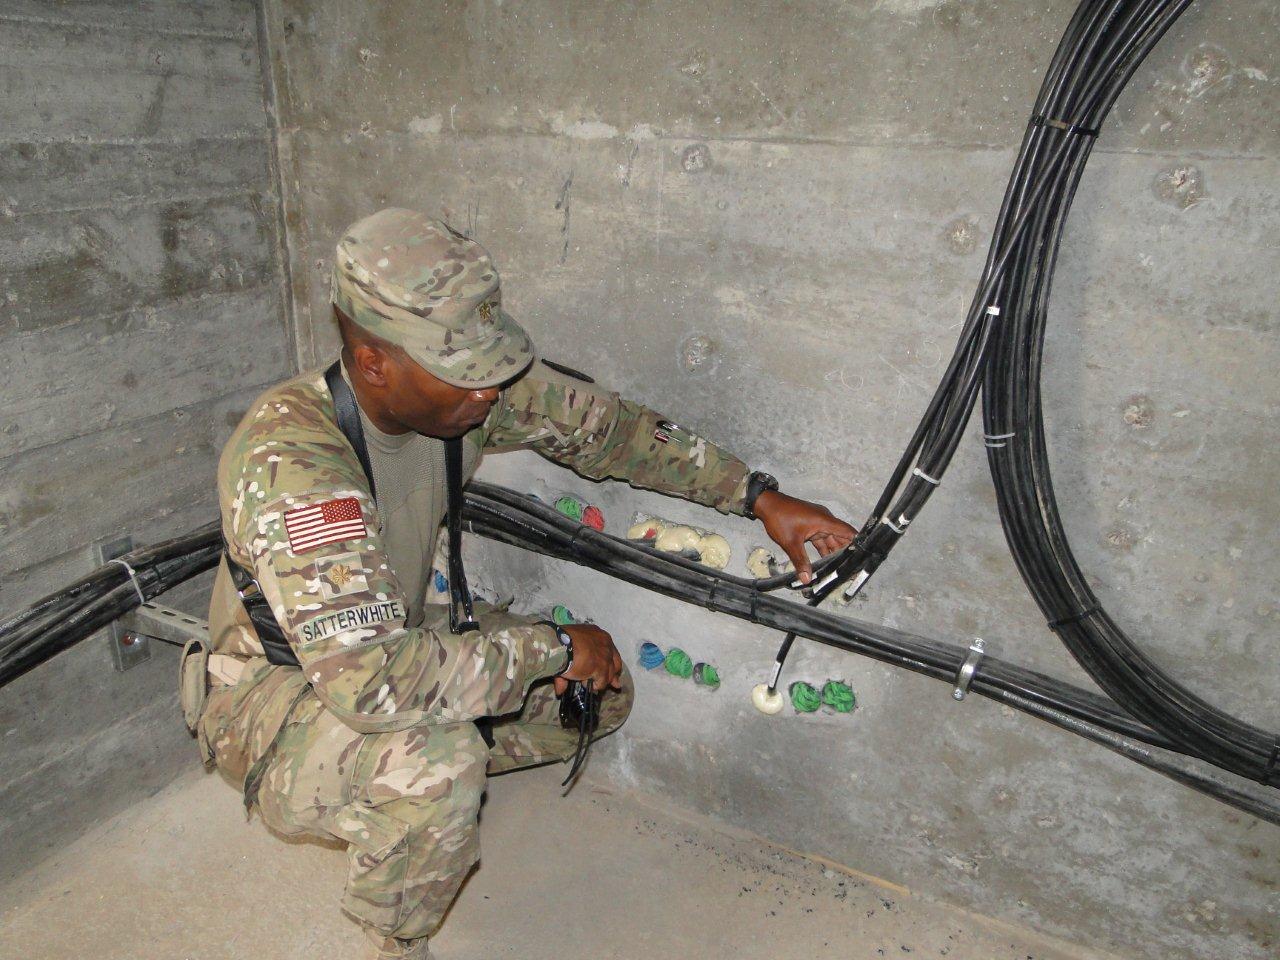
[554,624,624,694]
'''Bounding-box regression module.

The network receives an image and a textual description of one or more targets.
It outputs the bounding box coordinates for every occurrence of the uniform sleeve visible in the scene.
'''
[485,363,753,515]
[226,442,567,735]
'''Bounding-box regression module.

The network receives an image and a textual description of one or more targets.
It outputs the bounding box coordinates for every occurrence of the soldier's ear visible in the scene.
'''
[351,341,390,388]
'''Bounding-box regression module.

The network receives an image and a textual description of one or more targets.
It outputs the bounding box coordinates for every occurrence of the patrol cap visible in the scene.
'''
[331,208,534,389]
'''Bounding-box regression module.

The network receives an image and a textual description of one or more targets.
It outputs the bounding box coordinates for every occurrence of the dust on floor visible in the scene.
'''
[0,763,1114,960]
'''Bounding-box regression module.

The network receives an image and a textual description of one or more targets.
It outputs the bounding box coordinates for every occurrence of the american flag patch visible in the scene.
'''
[284,497,367,553]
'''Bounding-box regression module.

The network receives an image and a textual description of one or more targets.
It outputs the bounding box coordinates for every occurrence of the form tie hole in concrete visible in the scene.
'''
[1121,394,1155,429]
[1181,43,1235,99]
[680,333,718,374]
[680,143,712,174]
[1153,164,1207,209]
[1104,526,1137,552]
[942,216,981,256]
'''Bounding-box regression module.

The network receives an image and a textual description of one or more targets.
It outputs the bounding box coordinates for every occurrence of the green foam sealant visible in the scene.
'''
[822,679,856,713]
[692,662,720,689]
[664,647,694,679]
[789,681,822,713]
[553,496,584,522]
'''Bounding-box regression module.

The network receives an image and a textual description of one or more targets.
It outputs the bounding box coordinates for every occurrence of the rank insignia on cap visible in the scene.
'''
[284,497,367,554]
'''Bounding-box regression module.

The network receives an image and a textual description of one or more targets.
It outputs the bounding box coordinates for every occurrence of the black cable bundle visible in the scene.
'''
[0,523,222,685]
[980,14,1280,784]
[762,0,1280,788]
[456,483,1280,824]
[792,0,1198,605]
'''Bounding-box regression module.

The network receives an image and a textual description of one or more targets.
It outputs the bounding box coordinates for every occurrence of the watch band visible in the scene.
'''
[743,471,780,518]
[535,619,573,676]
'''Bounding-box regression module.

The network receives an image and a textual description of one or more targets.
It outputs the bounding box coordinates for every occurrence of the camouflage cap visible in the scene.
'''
[331,208,534,388]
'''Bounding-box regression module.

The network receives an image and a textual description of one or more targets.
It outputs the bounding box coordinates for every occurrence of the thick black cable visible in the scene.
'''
[464,488,1162,741]
[977,0,1280,784]
[767,0,1280,787]
[0,526,221,687]
[4,485,1276,820]
[457,488,1280,824]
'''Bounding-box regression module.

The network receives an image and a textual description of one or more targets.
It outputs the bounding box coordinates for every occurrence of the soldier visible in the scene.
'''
[195,207,856,959]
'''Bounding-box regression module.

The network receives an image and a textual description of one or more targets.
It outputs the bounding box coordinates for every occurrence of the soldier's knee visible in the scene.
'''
[362,722,490,814]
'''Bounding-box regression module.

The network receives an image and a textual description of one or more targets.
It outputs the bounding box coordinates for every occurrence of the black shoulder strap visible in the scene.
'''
[327,360,476,635]
[324,360,376,499]
[222,548,299,667]
[446,437,480,634]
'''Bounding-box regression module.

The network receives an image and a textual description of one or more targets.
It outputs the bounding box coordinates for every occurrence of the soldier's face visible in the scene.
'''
[384,353,502,439]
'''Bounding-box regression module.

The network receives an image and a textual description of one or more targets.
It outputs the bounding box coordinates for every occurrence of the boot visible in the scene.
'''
[365,935,435,960]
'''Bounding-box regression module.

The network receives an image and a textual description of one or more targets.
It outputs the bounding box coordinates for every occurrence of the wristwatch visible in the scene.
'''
[536,620,574,676]
[743,471,780,519]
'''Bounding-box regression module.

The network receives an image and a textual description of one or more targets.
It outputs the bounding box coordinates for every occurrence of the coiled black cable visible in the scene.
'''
[763,0,1280,788]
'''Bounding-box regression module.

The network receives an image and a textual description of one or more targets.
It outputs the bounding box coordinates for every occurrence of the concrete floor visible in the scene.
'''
[0,763,1116,960]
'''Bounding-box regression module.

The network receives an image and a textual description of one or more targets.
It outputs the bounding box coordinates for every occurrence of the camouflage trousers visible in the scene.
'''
[201,608,633,945]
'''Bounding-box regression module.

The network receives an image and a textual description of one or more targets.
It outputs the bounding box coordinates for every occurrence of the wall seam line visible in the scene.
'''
[253,0,300,376]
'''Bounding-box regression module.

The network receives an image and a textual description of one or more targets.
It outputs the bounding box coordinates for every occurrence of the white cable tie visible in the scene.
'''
[985,441,1006,449]
[109,557,147,605]
[986,305,1001,316]
[912,467,941,486]
[883,516,907,535]
[984,430,1015,449]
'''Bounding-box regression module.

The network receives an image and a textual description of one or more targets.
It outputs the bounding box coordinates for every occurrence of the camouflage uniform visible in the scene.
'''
[199,209,754,949]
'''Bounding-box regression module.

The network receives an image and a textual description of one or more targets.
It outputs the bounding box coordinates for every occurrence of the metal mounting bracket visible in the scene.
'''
[120,602,210,648]
[94,536,150,673]
[952,637,986,702]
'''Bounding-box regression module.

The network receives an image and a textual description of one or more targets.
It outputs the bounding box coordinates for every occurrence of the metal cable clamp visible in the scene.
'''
[952,638,986,701]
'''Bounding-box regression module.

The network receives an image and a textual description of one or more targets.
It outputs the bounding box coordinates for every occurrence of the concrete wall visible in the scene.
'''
[0,0,291,884]
[281,0,1271,956]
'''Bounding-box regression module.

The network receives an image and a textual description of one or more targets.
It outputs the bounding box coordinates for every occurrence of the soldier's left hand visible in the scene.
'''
[752,490,857,585]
